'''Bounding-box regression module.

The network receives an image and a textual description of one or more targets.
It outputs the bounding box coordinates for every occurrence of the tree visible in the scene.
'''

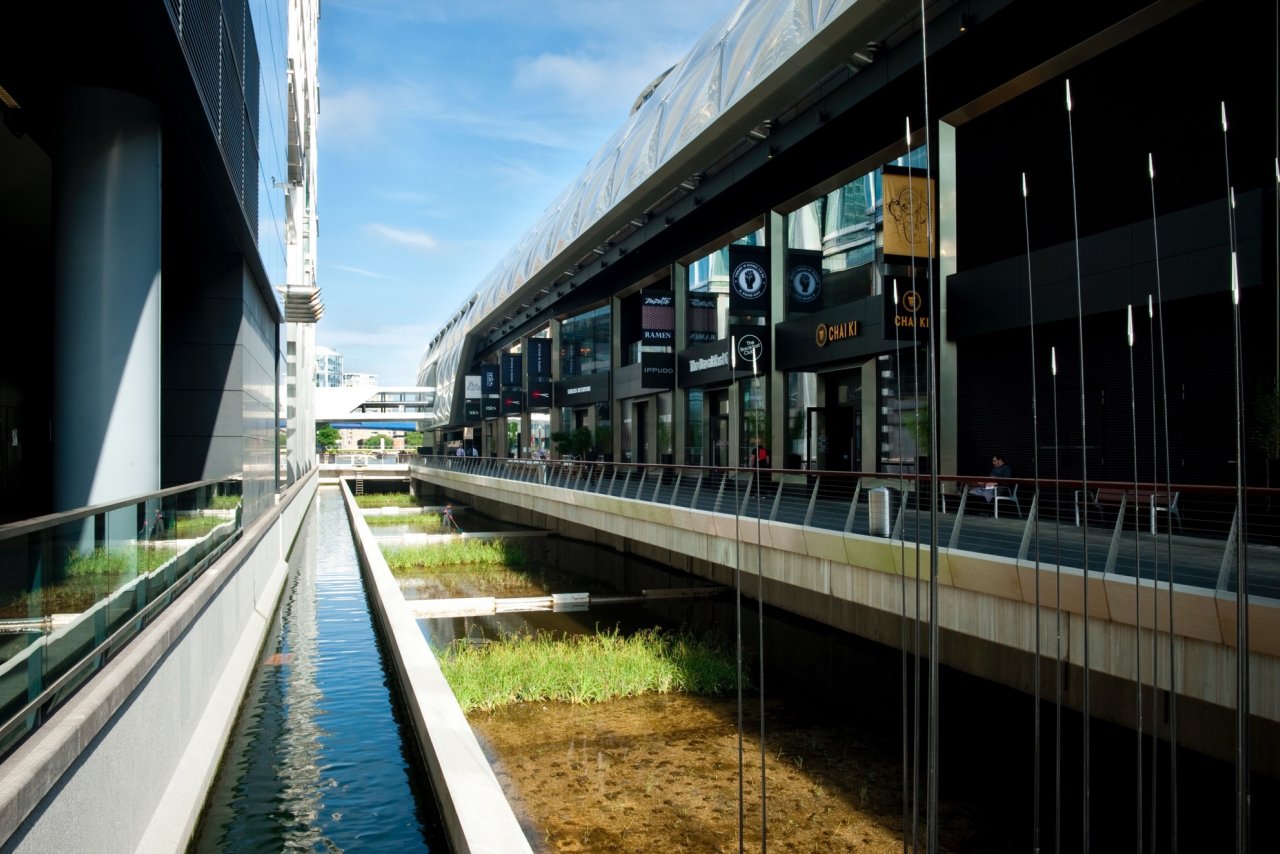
[405,430,423,447]
[361,432,393,449]
[316,425,340,451]
[551,430,573,457]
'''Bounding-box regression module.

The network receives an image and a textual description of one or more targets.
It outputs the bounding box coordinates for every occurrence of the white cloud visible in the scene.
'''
[365,223,439,252]
[333,264,394,279]
[320,86,385,148]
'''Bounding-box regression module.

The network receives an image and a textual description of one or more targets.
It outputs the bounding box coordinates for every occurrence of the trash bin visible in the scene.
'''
[868,486,898,537]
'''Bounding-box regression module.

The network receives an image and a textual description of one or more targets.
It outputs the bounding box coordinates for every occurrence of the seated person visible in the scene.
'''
[969,454,1011,504]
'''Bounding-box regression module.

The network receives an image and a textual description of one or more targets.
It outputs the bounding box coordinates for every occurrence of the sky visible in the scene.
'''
[313,0,741,387]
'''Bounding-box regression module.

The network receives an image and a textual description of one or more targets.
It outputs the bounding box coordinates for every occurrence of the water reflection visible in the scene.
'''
[192,487,446,851]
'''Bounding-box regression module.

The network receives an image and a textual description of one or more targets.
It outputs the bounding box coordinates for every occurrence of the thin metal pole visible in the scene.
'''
[1065,79,1092,851]
[1021,172,1044,854]
[917,2,941,847]
[1127,304,1144,854]
[1051,347,1063,854]
[732,337,745,854]
[1220,101,1250,854]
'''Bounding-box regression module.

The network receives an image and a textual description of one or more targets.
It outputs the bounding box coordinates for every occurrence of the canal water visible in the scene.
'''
[403,509,1280,853]
[190,487,446,852]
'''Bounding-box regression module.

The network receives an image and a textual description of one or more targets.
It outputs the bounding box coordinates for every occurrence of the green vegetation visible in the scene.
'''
[364,512,447,532]
[354,493,419,508]
[438,627,739,713]
[173,514,231,539]
[383,538,526,571]
[316,425,341,451]
[207,495,241,510]
[63,545,177,578]
[361,432,394,449]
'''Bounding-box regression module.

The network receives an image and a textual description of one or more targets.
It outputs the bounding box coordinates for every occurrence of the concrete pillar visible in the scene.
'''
[53,88,162,510]
[672,262,687,465]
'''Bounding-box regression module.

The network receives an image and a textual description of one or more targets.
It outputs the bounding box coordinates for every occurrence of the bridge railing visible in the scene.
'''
[0,478,245,758]
[412,456,1279,602]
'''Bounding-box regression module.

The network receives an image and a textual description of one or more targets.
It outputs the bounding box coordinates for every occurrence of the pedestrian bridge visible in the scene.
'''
[410,456,1280,774]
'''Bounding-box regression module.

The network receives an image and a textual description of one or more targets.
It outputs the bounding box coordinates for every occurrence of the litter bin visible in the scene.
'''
[868,486,899,537]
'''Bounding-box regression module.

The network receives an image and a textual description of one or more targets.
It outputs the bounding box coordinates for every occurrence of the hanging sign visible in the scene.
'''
[728,244,770,315]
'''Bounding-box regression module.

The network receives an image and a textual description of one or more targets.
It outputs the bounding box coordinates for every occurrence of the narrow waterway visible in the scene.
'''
[190,487,446,851]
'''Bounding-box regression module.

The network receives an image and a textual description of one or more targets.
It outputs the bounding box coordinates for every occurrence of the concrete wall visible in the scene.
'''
[0,469,317,852]
[416,468,1280,775]
[340,482,532,854]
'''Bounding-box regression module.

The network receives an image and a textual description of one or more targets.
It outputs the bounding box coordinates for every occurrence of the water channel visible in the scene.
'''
[190,487,447,851]
[192,487,1277,852]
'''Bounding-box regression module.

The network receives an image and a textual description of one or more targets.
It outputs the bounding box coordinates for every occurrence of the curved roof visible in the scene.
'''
[418,0,858,423]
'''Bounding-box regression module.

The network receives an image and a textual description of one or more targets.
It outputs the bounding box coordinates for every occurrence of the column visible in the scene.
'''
[53,87,162,511]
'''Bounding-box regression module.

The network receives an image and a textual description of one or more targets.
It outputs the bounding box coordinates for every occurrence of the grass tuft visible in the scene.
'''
[364,512,447,532]
[383,538,526,571]
[438,626,740,713]
[354,493,420,508]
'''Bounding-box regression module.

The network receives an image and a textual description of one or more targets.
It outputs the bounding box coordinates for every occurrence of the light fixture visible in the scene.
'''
[746,120,773,141]
[678,173,703,192]
[847,41,881,73]
[959,12,973,33]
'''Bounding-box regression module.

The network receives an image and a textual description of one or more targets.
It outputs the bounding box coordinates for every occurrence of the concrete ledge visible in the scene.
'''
[341,483,532,854]
[416,468,1280,727]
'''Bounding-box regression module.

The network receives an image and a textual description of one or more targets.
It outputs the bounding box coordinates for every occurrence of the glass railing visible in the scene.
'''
[0,478,244,757]
[410,456,1279,602]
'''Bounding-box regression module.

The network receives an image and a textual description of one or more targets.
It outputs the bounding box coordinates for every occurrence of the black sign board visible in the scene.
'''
[687,295,718,343]
[482,398,500,420]
[556,372,610,406]
[528,381,553,409]
[463,401,482,423]
[501,353,522,387]
[883,281,931,338]
[641,292,675,343]
[786,249,823,313]
[728,244,769,316]
[481,364,499,396]
[500,389,522,416]
[640,352,675,390]
[526,338,552,381]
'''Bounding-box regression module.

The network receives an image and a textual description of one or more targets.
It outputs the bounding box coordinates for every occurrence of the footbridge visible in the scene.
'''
[410,456,1280,774]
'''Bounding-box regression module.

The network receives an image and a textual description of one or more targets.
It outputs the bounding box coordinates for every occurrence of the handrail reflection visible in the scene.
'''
[0,478,244,757]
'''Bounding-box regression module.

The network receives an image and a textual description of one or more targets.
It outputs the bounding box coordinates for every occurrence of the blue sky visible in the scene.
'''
[314,0,739,386]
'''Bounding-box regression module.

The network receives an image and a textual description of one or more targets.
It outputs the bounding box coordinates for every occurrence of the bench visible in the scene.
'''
[1076,488,1181,534]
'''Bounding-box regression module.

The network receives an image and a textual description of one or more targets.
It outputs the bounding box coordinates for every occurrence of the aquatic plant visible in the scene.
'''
[438,627,739,712]
[354,493,420,508]
[382,539,526,571]
[363,512,446,532]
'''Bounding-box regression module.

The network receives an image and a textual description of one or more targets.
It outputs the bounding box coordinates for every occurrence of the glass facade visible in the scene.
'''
[559,305,610,378]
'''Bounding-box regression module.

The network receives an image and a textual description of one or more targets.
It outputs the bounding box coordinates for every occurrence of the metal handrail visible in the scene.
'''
[411,456,1280,601]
